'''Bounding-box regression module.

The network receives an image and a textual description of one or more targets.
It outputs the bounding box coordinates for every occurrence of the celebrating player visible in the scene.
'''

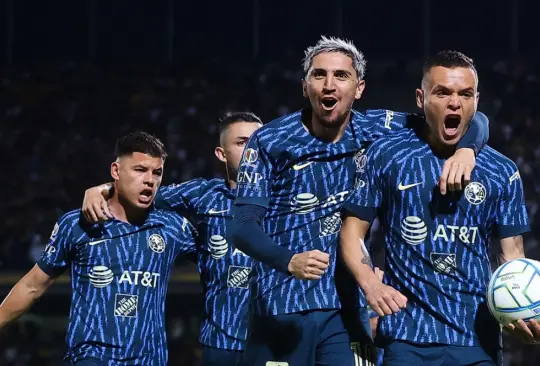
[340,50,538,366]
[0,132,195,365]
[81,112,263,366]
[231,37,490,366]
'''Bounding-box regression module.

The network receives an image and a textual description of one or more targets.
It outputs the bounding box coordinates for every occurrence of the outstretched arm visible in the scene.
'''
[0,265,56,330]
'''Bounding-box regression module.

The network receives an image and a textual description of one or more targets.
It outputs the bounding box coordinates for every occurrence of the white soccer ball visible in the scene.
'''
[487,258,540,326]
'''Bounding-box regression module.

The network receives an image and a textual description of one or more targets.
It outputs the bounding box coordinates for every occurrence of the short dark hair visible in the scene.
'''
[423,50,476,75]
[115,131,167,160]
[218,111,262,138]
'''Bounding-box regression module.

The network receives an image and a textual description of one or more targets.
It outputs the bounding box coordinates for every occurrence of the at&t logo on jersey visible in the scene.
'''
[119,270,160,288]
[433,225,478,244]
[291,191,349,215]
[464,182,486,205]
[89,266,115,288]
[291,193,319,214]
[400,216,428,245]
[209,235,228,259]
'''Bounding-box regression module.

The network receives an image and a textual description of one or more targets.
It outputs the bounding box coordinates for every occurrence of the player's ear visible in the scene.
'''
[416,88,424,109]
[302,79,308,98]
[355,80,366,100]
[215,147,227,164]
[111,161,120,180]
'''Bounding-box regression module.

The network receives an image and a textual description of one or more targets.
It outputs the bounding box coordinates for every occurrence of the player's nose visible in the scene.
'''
[323,75,336,91]
[447,94,461,110]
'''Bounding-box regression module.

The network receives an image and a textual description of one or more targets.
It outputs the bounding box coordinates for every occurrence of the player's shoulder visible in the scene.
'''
[150,209,194,234]
[365,124,418,153]
[353,108,408,123]
[251,110,302,142]
[478,146,520,178]
[55,209,83,230]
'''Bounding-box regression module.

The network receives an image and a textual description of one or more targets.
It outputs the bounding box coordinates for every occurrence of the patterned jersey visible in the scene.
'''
[234,109,408,316]
[156,178,251,350]
[345,127,530,347]
[38,208,195,365]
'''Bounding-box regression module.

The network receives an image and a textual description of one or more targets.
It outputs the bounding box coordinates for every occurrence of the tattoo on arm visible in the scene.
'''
[360,240,373,266]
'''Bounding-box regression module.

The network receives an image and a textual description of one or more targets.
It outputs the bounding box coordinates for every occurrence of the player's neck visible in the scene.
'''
[226,166,237,190]
[306,111,350,143]
[108,194,149,226]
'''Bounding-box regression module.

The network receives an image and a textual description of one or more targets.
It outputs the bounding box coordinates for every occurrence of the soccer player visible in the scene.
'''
[339,50,539,366]
[81,112,263,366]
[0,132,196,365]
[231,37,490,366]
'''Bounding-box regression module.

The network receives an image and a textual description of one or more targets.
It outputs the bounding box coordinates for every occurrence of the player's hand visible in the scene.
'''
[82,185,113,223]
[287,250,330,280]
[364,279,407,317]
[505,319,540,344]
[439,148,475,195]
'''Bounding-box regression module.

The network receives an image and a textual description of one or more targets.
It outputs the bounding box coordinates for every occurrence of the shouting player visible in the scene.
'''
[340,50,539,366]
[231,37,489,366]
[0,132,195,365]
[82,112,263,366]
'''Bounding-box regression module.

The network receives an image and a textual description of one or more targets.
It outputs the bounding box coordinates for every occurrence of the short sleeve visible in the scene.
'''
[154,179,206,218]
[37,214,75,278]
[495,167,530,238]
[235,131,274,208]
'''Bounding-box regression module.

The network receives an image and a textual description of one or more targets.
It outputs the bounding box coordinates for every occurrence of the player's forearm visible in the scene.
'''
[457,111,489,155]
[0,279,46,329]
[339,217,378,288]
[232,204,294,273]
[499,235,526,264]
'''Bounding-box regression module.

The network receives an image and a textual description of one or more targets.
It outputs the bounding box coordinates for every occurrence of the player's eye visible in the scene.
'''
[237,141,246,147]
[312,70,325,79]
[154,170,163,176]
[335,71,348,79]
[436,90,448,97]
[135,167,146,172]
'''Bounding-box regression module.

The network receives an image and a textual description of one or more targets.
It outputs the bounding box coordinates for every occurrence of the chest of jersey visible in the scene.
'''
[384,154,500,250]
[75,225,174,291]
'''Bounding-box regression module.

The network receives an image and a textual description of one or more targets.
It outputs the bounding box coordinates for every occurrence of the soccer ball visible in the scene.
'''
[487,258,540,326]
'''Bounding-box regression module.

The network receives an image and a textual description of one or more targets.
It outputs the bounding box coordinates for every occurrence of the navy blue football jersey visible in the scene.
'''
[345,127,530,347]
[156,178,251,350]
[38,208,196,365]
[234,109,409,316]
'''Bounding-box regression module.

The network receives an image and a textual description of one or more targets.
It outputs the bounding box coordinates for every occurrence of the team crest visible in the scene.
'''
[353,149,367,173]
[242,148,258,166]
[464,182,486,205]
[148,234,166,253]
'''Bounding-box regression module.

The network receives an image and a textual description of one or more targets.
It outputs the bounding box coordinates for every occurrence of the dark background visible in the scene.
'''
[0,0,539,364]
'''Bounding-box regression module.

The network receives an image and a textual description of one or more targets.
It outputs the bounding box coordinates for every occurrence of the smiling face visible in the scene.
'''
[302,52,365,129]
[417,65,479,147]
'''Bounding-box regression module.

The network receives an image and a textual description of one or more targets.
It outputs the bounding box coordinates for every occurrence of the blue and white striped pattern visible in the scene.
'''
[348,127,529,346]
[38,208,196,365]
[157,178,251,350]
[234,109,408,316]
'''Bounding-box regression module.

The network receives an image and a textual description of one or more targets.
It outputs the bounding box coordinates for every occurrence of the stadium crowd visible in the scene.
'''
[0,54,539,365]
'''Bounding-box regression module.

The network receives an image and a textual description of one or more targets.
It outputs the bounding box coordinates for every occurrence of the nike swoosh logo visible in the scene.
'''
[398,182,423,191]
[293,161,314,171]
[88,239,110,246]
[208,208,228,215]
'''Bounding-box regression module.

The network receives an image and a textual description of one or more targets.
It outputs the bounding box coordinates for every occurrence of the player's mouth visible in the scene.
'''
[138,188,154,204]
[443,114,461,138]
[320,96,338,111]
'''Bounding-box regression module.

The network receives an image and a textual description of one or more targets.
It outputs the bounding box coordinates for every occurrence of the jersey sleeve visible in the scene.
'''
[154,178,206,217]
[362,109,408,143]
[172,214,197,257]
[343,140,385,222]
[235,131,273,208]
[495,166,530,238]
[37,214,75,278]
